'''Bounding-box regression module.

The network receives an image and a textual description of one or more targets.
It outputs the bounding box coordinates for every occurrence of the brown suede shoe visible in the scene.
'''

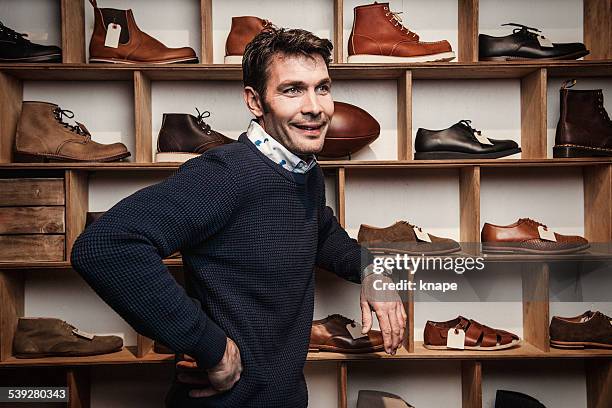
[424,316,520,351]
[550,311,612,349]
[15,101,130,162]
[13,317,123,358]
[88,0,198,64]
[309,314,385,353]
[348,2,455,63]
[224,16,272,63]
[481,218,589,254]
[358,221,461,255]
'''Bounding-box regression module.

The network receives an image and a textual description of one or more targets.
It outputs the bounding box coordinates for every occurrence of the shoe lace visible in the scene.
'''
[195,108,213,135]
[457,119,484,140]
[327,314,355,326]
[502,23,543,39]
[383,7,418,40]
[0,21,31,44]
[53,107,90,138]
[595,90,611,126]
[519,217,548,229]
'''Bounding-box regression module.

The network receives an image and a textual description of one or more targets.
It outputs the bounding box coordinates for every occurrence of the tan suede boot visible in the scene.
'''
[14,101,130,162]
[13,317,123,358]
[224,16,271,63]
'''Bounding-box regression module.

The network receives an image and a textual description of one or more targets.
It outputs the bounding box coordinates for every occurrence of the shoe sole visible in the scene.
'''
[14,150,131,163]
[423,339,520,351]
[366,245,462,256]
[414,148,521,160]
[224,55,243,64]
[89,57,199,64]
[482,243,590,255]
[308,344,385,353]
[553,145,612,158]
[0,54,62,63]
[550,340,612,349]
[347,52,456,63]
[14,347,123,358]
[480,50,590,61]
[155,152,201,163]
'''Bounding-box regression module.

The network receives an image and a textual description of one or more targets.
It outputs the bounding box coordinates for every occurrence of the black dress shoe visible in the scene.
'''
[479,23,589,61]
[0,21,62,63]
[495,390,546,408]
[414,120,521,160]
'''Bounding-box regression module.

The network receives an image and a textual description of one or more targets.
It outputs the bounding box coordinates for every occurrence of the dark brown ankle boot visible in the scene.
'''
[554,79,612,158]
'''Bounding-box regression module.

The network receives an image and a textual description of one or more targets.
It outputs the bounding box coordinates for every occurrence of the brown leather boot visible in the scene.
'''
[15,101,130,162]
[88,0,198,64]
[224,16,272,63]
[155,109,233,162]
[348,2,455,63]
[553,79,612,158]
[13,317,123,358]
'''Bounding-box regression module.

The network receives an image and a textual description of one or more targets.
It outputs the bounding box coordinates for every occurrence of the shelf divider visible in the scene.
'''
[397,70,412,160]
[586,359,612,408]
[137,334,155,358]
[520,68,547,159]
[521,263,550,352]
[65,170,88,260]
[61,0,86,63]
[461,361,482,408]
[584,164,612,242]
[0,271,24,361]
[337,361,347,408]
[200,0,213,64]
[584,0,612,60]
[458,0,479,63]
[134,71,152,163]
[337,167,346,228]
[0,72,23,163]
[66,367,91,408]
[460,166,481,247]
[334,0,344,63]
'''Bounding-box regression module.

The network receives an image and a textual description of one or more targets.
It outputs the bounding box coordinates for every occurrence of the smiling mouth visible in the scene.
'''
[293,123,325,132]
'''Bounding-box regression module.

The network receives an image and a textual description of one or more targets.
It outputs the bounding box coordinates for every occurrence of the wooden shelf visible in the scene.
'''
[0,60,610,81]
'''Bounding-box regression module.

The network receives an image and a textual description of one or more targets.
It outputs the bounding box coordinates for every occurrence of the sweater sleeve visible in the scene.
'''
[315,170,372,284]
[70,157,240,369]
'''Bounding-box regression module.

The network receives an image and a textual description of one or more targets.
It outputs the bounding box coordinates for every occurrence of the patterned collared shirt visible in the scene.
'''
[246,120,317,174]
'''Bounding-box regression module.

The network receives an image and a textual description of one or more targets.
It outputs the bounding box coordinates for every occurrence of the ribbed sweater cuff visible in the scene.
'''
[193,318,228,369]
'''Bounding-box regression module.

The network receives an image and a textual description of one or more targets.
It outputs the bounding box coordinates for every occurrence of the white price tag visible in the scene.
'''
[413,226,432,243]
[446,328,465,350]
[72,328,95,340]
[538,225,557,242]
[537,35,554,48]
[346,323,367,340]
[474,132,494,145]
[104,23,121,48]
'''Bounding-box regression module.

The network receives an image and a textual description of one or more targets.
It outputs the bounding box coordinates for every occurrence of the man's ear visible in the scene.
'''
[243,86,264,118]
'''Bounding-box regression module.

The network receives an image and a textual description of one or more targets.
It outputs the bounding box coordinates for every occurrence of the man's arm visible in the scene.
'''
[71,158,239,369]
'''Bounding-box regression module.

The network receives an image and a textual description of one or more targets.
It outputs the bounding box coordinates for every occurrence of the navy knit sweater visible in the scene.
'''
[71,133,367,407]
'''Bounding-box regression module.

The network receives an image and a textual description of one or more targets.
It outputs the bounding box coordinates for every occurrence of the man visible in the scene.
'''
[71,27,405,407]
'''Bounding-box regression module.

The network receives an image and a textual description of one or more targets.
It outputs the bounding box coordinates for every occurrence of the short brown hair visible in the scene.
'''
[242,27,333,103]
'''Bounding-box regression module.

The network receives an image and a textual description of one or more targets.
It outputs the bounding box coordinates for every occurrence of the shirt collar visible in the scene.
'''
[246,120,317,174]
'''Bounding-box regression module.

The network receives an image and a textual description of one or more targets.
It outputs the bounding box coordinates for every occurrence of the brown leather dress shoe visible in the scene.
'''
[88,0,198,64]
[481,218,589,254]
[550,310,612,349]
[224,16,272,63]
[348,2,455,63]
[13,317,123,358]
[424,316,520,351]
[309,314,384,353]
[15,102,130,162]
[358,221,461,255]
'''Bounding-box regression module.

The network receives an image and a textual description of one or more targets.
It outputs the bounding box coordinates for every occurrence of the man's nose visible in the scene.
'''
[301,89,322,116]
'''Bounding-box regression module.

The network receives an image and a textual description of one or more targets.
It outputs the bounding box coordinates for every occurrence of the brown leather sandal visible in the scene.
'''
[424,316,520,351]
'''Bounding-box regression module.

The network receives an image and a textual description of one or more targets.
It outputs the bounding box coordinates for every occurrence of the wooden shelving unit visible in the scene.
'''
[0,0,610,407]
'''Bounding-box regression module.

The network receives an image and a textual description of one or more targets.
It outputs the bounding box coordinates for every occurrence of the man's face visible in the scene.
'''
[246,53,334,156]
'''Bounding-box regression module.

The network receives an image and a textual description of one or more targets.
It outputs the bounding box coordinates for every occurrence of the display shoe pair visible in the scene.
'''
[424,316,520,351]
[358,221,461,255]
[13,317,123,358]
[309,314,385,353]
[550,310,612,349]
[15,101,130,162]
[88,0,198,64]
[0,21,61,62]
[481,218,589,255]
[357,390,414,408]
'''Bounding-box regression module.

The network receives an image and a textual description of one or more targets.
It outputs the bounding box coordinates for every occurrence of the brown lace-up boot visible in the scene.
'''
[348,2,455,63]
[224,16,272,63]
[553,79,612,158]
[14,101,130,162]
[88,0,198,64]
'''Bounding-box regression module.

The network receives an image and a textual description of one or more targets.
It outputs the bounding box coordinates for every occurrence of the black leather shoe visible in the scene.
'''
[495,390,546,408]
[479,23,588,61]
[414,120,521,160]
[0,21,62,63]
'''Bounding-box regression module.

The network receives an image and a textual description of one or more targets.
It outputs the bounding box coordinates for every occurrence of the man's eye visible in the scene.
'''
[317,85,331,93]
[285,87,300,94]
